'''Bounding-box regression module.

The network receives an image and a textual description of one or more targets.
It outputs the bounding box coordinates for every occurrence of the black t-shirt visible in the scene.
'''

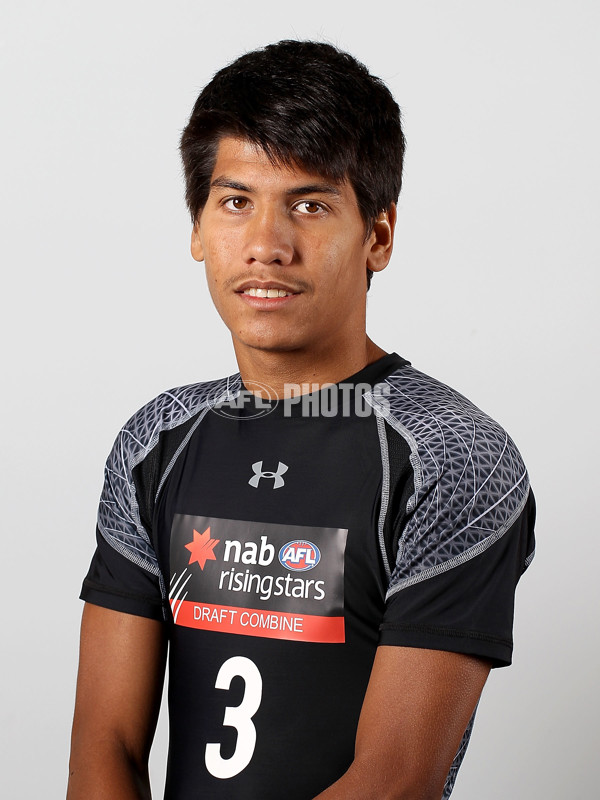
[81,354,535,799]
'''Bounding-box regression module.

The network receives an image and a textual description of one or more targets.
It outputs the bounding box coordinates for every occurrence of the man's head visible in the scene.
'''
[180,40,405,289]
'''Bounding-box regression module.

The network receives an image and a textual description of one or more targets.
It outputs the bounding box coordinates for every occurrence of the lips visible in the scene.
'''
[235,280,301,298]
[243,287,292,297]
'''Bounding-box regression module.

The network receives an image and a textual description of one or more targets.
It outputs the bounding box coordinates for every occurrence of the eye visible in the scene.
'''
[294,200,326,215]
[223,196,251,212]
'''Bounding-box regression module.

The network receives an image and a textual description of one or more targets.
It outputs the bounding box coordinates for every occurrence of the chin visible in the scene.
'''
[233,323,310,354]
[245,337,305,354]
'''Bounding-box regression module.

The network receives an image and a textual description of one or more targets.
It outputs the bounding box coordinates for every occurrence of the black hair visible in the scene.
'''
[180,40,406,287]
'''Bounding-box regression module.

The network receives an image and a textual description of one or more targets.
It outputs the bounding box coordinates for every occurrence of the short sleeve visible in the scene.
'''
[79,376,242,620]
[379,491,535,666]
[374,366,536,667]
[81,525,165,620]
[80,405,167,620]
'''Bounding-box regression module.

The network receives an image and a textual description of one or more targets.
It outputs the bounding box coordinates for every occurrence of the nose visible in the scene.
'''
[241,208,294,267]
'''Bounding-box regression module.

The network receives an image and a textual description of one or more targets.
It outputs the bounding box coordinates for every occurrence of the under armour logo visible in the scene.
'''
[248,461,289,489]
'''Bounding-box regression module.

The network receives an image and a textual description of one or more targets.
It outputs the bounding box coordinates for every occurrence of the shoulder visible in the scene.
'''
[376,364,528,493]
[97,374,240,574]
[371,365,531,590]
[113,373,241,470]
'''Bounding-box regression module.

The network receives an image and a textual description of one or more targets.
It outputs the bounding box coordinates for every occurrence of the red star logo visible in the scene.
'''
[185,527,220,570]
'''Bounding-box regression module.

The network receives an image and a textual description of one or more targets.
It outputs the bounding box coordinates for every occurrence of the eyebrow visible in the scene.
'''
[210,176,343,198]
[287,183,342,198]
[210,178,251,192]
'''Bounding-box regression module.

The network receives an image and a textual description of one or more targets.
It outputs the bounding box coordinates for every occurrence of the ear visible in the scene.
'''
[366,204,396,273]
[190,221,204,262]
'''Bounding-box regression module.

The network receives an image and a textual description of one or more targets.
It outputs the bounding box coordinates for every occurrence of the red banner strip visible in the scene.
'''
[173,600,345,643]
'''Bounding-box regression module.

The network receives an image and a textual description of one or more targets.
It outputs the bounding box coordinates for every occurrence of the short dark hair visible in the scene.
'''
[180,40,405,287]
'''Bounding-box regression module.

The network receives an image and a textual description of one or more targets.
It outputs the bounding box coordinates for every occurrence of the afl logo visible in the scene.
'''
[278,540,321,572]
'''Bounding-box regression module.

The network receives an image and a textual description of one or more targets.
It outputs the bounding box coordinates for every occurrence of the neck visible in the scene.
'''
[233,337,387,398]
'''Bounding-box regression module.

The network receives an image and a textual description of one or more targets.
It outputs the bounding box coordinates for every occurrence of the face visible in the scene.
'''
[191,137,394,363]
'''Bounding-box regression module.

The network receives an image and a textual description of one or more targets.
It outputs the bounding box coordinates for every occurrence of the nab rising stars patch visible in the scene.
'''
[169,515,347,643]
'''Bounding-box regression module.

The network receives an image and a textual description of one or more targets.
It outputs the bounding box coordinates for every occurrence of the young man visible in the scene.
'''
[68,41,535,800]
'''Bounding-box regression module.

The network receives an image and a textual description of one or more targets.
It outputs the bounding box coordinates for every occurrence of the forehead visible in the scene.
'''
[209,136,352,197]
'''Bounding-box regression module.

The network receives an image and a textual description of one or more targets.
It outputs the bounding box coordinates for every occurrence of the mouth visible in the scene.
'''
[242,287,294,298]
[235,280,301,299]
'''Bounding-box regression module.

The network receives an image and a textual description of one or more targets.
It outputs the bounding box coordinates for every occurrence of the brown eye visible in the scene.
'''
[225,197,250,211]
[295,201,324,215]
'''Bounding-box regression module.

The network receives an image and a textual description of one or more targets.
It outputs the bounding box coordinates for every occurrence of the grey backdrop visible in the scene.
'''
[2,1,598,797]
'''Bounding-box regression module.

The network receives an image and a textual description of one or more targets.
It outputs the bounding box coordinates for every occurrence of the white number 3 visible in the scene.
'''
[205,656,263,779]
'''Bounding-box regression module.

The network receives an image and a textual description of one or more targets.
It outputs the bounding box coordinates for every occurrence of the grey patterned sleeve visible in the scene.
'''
[374,367,536,666]
[81,376,240,620]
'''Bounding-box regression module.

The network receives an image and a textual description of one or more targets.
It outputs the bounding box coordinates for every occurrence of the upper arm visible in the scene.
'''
[68,604,167,794]
[376,369,536,668]
[355,646,490,798]
[315,645,490,800]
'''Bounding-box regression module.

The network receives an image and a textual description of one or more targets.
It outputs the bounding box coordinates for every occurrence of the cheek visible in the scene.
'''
[307,237,349,274]
[321,237,369,290]
[203,236,237,287]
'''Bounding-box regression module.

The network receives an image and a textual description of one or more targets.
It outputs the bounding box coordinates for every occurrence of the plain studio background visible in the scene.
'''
[2,1,598,797]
